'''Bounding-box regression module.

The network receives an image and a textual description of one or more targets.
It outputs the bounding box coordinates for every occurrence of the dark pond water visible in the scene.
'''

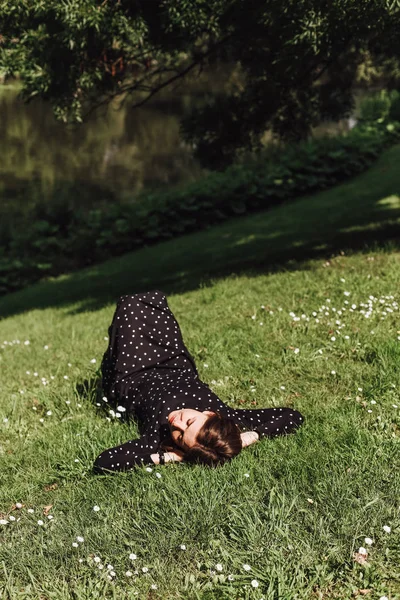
[0,80,365,230]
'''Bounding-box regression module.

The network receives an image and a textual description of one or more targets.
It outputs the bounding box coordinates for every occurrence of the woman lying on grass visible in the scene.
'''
[94,291,304,473]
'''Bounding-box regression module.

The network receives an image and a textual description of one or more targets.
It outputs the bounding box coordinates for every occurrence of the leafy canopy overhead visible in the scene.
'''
[1,0,400,166]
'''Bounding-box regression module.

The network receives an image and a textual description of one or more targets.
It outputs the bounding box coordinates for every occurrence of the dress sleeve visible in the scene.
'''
[233,407,304,438]
[93,434,156,473]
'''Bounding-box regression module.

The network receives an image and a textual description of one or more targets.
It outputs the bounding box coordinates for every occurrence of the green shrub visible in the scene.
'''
[2,118,400,296]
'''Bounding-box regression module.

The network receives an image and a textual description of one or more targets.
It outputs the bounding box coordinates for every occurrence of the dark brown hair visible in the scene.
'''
[183,412,242,467]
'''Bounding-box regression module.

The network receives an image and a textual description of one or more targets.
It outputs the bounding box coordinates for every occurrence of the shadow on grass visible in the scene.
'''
[1,145,400,319]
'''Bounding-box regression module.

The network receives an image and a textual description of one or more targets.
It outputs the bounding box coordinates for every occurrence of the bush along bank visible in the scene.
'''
[1,119,400,296]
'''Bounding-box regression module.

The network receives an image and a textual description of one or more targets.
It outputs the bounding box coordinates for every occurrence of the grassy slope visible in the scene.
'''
[0,147,400,599]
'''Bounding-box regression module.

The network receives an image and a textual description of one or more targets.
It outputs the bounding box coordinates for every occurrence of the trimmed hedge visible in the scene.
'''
[1,120,400,296]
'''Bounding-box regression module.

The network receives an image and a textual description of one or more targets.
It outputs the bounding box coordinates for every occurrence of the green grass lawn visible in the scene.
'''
[1,146,400,599]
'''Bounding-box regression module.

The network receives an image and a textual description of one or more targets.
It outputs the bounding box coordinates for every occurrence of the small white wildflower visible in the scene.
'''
[251,580,259,588]
[74,459,79,463]
[293,348,299,354]
[72,542,78,547]
[155,472,162,479]
[142,567,149,573]
[383,525,391,533]
[370,400,376,405]
[78,558,84,563]
[0,519,8,525]
[44,345,49,350]
[358,547,367,556]
[243,564,251,571]
[228,574,234,581]
[116,405,126,412]
[107,564,114,570]
[24,340,30,345]
[280,385,286,390]
[76,536,84,543]
[331,370,336,375]
[9,515,16,521]
[150,584,157,590]
[244,473,250,478]
[344,291,350,296]
[27,508,34,514]
[215,564,223,572]
[204,363,209,368]
[364,537,373,545]
[90,358,96,364]
[129,553,137,560]
[125,570,133,577]
[3,418,8,423]
[331,336,336,342]
[46,410,52,416]
[367,409,372,413]
[93,505,100,512]
[379,596,389,600]
[145,467,153,472]
[392,404,398,409]
[15,503,22,509]
[180,544,186,550]
[39,418,44,423]
[94,556,101,563]
[47,515,54,520]
[37,520,44,526]
[63,375,68,380]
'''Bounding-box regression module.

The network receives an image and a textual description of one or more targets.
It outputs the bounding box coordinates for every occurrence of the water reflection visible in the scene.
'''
[0,84,203,211]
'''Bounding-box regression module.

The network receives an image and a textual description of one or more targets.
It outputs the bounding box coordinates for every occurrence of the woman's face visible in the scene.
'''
[168,409,215,451]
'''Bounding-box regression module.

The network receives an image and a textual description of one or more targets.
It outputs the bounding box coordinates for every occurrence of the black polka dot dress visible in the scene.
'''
[94,292,304,472]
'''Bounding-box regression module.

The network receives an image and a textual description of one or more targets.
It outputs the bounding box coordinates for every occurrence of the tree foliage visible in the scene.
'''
[1,0,400,166]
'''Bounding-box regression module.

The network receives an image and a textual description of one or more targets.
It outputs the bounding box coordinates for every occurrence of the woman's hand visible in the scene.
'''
[164,450,184,463]
[240,431,259,448]
[150,450,185,464]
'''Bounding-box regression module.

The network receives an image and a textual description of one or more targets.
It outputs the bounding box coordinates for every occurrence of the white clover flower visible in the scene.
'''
[180,544,186,550]
[110,571,116,577]
[93,505,100,512]
[27,508,34,514]
[243,564,251,571]
[15,503,22,509]
[228,574,234,581]
[90,358,96,363]
[358,547,367,555]
[37,520,44,526]
[215,564,223,572]
[150,584,157,590]
[46,410,52,416]
[129,553,137,560]
[72,542,78,547]
[145,467,153,472]
[76,536,84,543]
[142,567,149,573]
[0,519,8,525]
[251,580,259,588]
[155,472,162,479]
[125,571,133,577]
[364,537,373,545]
[383,525,391,533]
[107,564,114,570]
[331,337,336,342]
[9,516,16,521]
[94,556,101,563]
